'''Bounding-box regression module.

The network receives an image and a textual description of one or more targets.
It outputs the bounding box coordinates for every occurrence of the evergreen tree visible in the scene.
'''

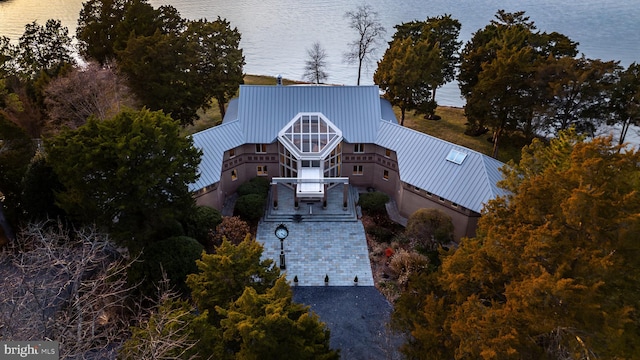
[217,277,339,360]
[393,130,640,359]
[45,108,201,247]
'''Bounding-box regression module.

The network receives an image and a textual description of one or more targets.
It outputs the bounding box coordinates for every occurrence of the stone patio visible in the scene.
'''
[256,184,374,286]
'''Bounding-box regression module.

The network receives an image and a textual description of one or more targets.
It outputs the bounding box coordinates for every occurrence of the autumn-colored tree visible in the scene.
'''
[126,236,337,359]
[393,130,640,359]
[212,216,251,247]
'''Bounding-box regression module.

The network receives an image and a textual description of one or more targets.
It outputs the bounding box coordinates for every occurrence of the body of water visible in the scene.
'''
[1,0,639,140]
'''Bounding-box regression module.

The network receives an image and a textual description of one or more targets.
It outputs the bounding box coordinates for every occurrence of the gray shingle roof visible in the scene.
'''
[190,85,507,212]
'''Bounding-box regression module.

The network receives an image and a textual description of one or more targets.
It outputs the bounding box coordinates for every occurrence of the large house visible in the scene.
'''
[190,84,506,240]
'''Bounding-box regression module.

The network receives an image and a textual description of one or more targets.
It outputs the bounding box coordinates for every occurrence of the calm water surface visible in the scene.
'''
[1,0,639,140]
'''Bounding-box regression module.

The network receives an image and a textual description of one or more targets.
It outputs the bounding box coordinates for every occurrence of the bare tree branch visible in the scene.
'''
[0,221,137,359]
[344,4,386,85]
[303,42,329,84]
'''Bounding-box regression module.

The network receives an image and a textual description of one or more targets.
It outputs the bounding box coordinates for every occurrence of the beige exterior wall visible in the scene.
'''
[397,183,480,240]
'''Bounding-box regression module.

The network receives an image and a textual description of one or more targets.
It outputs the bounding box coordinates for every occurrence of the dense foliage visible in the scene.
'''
[77,0,244,125]
[405,208,454,252]
[0,111,35,222]
[375,14,461,124]
[123,237,338,359]
[129,235,204,296]
[393,130,640,359]
[44,108,201,247]
[358,191,390,215]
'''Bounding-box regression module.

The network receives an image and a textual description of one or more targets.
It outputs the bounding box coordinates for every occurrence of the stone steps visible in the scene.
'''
[262,184,360,223]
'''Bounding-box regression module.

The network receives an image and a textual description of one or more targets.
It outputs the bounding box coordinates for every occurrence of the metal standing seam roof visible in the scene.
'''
[234,85,383,144]
[189,120,245,191]
[190,85,507,212]
[375,120,507,213]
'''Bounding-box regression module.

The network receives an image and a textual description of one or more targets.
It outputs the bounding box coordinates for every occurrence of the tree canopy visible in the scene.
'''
[609,62,640,145]
[12,19,76,79]
[375,15,461,124]
[123,236,338,359]
[459,10,581,157]
[45,108,201,247]
[77,0,244,125]
[392,130,640,359]
[374,37,439,125]
[0,111,35,223]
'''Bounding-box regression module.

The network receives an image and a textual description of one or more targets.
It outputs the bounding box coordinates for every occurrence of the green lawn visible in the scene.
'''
[184,75,524,164]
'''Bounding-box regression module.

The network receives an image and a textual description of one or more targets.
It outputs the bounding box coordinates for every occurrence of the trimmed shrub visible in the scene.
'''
[237,176,270,197]
[366,224,395,244]
[358,191,389,215]
[185,205,223,247]
[405,208,454,252]
[234,193,266,222]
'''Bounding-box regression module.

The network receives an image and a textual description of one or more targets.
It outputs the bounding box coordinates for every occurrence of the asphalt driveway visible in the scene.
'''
[293,286,404,360]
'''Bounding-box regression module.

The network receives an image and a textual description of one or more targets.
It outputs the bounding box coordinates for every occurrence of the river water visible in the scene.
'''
[1,0,639,141]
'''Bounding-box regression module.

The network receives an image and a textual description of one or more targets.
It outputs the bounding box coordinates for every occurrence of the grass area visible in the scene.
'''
[400,106,524,163]
[184,74,525,164]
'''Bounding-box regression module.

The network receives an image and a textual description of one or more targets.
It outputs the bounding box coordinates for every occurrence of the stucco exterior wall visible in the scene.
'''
[397,183,480,240]
[193,141,481,239]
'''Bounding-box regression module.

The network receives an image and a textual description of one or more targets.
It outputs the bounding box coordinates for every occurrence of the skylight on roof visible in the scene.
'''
[446,149,468,165]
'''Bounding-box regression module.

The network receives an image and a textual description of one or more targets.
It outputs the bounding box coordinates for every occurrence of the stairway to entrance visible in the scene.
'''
[262,184,360,223]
